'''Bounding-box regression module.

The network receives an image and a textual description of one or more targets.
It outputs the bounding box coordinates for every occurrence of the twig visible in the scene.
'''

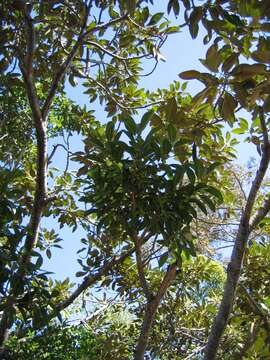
[86,40,151,61]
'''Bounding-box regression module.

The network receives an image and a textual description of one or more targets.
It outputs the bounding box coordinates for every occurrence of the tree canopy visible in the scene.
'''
[1,0,270,359]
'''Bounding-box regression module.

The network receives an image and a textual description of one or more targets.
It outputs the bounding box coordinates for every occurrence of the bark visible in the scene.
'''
[0,9,132,346]
[134,234,152,301]
[134,263,177,360]
[204,110,270,360]
[0,14,47,346]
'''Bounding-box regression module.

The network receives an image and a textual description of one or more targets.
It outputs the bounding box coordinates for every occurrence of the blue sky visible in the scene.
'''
[42,16,257,282]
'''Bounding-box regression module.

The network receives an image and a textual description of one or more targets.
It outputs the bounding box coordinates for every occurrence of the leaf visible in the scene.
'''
[158,252,168,267]
[179,70,201,80]
[139,110,154,132]
[251,50,270,64]
[206,162,221,174]
[189,7,203,39]
[191,198,208,215]
[109,6,119,19]
[126,0,136,16]
[192,87,213,107]
[263,95,270,112]
[105,121,114,140]
[204,186,223,201]
[222,53,238,73]
[231,63,267,78]
[124,116,137,134]
[221,92,237,123]
[201,43,222,72]
[76,271,87,277]
[167,124,177,143]
[0,58,9,73]
[161,138,171,156]
[166,97,178,121]
[199,194,216,212]
[222,10,245,27]
[167,0,180,16]
[147,12,164,26]
[151,113,163,127]
[186,167,196,184]
[68,74,78,87]
[46,248,52,259]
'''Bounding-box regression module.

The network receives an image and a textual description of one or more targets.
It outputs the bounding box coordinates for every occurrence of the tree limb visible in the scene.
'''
[134,234,152,301]
[250,194,270,231]
[204,110,270,360]
[239,283,270,334]
[0,15,48,346]
[85,40,151,61]
[42,13,127,119]
[233,321,259,360]
[55,247,134,312]
[134,262,177,360]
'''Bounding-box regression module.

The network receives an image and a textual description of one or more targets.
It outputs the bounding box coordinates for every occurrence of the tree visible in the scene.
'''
[0,0,182,349]
[2,0,270,359]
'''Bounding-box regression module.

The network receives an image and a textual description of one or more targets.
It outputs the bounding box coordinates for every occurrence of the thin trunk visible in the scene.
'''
[204,111,270,360]
[0,14,47,346]
[134,263,177,360]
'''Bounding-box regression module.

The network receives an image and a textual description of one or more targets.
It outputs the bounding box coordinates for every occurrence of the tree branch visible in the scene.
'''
[0,15,47,346]
[134,263,177,360]
[134,234,152,301]
[42,12,127,119]
[239,283,270,332]
[55,247,134,312]
[85,40,151,61]
[204,116,270,360]
[233,321,259,360]
[250,194,270,231]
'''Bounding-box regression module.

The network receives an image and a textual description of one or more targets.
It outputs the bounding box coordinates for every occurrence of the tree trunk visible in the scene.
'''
[134,263,177,360]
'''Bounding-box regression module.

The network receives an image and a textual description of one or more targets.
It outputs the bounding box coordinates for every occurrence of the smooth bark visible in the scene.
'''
[204,110,270,360]
[134,263,177,360]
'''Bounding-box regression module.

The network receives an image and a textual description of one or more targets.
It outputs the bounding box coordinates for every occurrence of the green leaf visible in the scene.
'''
[158,252,169,267]
[161,138,171,156]
[189,7,202,39]
[167,124,177,143]
[124,116,137,134]
[140,110,154,133]
[222,10,245,27]
[167,0,180,16]
[126,0,136,16]
[199,194,216,212]
[75,271,87,277]
[191,198,208,215]
[186,167,196,184]
[147,12,164,26]
[68,74,77,87]
[179,70,201,80]
[105,121,114,140]
[221,92,237,123]
[204,186,223,201]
